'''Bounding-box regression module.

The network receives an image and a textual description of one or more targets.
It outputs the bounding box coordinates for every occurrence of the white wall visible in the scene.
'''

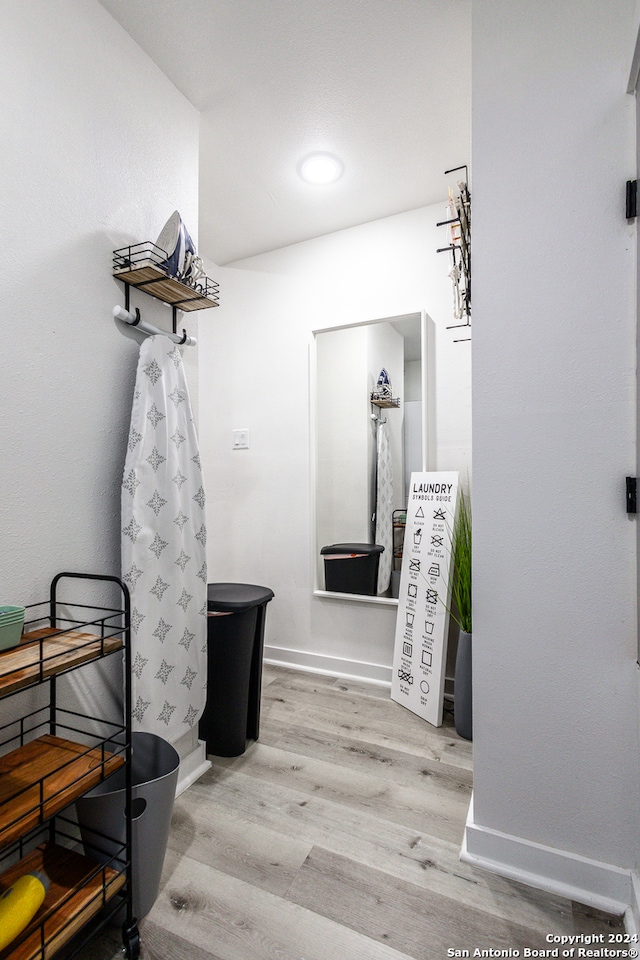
[199,204,472,680]
[0,0,200,722]
[469,0,640,914]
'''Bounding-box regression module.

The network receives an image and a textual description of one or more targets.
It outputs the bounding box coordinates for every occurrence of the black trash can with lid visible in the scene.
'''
[321,543,384,596]
[199,582,274,757]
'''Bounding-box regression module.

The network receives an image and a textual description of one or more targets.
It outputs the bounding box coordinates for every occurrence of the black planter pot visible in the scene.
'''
[454,629,472,741]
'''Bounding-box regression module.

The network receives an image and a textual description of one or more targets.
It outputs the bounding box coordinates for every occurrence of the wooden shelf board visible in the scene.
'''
[114,263,218,311]
[0,736,124,849]
[0,629,123,699]
[0,843,125,960]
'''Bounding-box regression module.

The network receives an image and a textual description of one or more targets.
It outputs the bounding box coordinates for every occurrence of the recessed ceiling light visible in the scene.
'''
[298,153,343,185]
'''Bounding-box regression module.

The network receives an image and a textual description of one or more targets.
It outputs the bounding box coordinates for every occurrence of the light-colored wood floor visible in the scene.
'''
[80,664,623,959]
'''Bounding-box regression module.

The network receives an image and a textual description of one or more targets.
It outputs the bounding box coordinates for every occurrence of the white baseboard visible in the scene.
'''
[626,873,640,937]
[264,644,392,687]
[462,796,636,923]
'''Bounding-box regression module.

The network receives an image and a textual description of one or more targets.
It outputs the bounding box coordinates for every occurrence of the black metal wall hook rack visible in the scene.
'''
[113,288,195,346]
[121,282,191,344]
[126,306,190,346]
[437,165,471,341]
[112,240,220,347]
[436,165,470,231]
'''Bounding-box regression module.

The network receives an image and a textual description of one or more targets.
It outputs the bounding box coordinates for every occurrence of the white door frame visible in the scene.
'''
[628,13,640,663]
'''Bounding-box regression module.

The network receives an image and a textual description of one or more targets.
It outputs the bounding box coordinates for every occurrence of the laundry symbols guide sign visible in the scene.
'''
[391,472,459,726]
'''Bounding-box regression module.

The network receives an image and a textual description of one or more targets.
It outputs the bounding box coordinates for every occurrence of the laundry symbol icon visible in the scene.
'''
[408,583,418,598]
[406,612,415,627]
[420,679,430,694]
[415,506,425,518]
[425,621,434,635]
[433,508,446,521]
[431,535,443,548]
[427,563,440,577]
[422,651,432,668]
[398,669,413,684]
[409,558,421,572]
[413,528,423,545]
[425,588,438,605]
[403,641,413,657]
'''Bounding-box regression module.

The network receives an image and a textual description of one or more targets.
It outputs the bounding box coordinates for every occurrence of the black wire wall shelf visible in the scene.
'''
[113,241,219,338]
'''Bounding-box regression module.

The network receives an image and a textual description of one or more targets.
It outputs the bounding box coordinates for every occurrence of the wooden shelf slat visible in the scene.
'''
[0,736,124,849]
[0,843,125,960]
[113,262,219,311]
[0,629,123,699]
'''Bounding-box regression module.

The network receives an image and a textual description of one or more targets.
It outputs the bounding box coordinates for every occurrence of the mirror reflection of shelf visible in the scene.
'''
[370,395,401,408]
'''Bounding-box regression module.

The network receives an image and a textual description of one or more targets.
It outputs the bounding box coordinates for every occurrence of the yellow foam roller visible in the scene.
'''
[0,871,50,950]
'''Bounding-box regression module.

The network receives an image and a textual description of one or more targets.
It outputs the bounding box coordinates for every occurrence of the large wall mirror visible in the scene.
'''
[312,311,432,605]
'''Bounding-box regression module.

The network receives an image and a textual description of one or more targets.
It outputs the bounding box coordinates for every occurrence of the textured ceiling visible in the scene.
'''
[99,0,471,265]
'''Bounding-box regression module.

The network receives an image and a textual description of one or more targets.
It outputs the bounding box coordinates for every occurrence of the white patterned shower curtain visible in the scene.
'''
[121,336,207,744]
[375,420,393,594]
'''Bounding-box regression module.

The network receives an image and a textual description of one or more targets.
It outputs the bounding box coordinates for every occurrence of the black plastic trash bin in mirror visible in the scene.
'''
[199,582,274,757]
[76,732,179,921]
[320,543,384,595]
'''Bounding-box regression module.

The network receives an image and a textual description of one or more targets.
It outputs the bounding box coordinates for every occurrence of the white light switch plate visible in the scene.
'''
[233,428,250,449]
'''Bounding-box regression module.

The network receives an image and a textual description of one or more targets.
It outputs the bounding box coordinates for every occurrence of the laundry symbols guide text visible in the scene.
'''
[390,471,459,726]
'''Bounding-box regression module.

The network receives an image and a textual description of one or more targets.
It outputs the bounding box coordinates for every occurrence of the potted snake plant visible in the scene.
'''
[449,488,472,740]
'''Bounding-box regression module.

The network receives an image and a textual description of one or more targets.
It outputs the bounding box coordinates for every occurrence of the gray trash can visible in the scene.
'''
[76,731,179,921]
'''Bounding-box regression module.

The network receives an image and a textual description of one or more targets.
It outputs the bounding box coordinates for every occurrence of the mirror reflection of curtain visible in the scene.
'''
[375,419,393,593]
